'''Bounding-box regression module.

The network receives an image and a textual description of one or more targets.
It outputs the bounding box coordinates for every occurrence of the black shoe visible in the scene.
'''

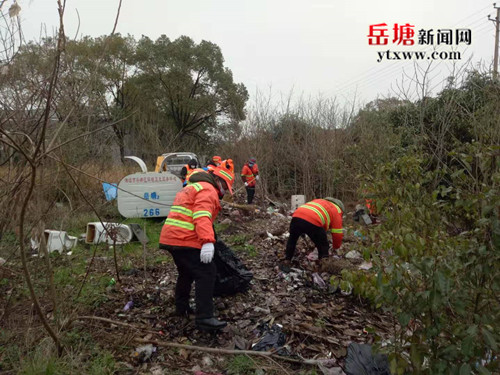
[195,317,227,331]
[279,260,292,273]
[174,306,195,317]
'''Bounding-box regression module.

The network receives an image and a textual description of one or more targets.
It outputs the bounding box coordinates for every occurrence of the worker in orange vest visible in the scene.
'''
[282,198,344,271]
[206,155,222,171]
[180,159,198,186]
[222,158,234,174]
[159,164,234,331]
[240,157,259,204]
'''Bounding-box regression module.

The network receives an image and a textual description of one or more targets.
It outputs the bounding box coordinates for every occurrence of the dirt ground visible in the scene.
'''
[0,194,391,374]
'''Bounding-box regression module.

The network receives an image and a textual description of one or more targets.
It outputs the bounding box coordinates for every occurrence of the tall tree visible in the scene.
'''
[134,35,248,143]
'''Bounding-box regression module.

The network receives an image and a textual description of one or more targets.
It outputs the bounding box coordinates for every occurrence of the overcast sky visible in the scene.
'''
[19,0,497,108]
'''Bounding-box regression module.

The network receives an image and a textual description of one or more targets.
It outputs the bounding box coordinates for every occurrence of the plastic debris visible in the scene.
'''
[108,278,116,286]
[307,249,319,261]
[354,230,367,241]
[86,222,133,245]
[359,261,373,270]
[252,324,289,355]
[340,281,353,296]
[44,230,78,253]
[317,359,344,375]
[266,231,278,240]
[312,272,327,289]
[123,300,133,311]
[30,238,39,251]
[132,344,156,362]
[0,257,5,266]
[102,182,118,201]
[345,250,362,259]
[344,343,391,375]
[353,205,373,225]
[159,275,169,285]
[213,241,253,296]
[128,223,149,244]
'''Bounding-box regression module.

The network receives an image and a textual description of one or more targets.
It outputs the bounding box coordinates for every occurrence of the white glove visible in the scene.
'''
[255,175,260,180]
[200,243,215,263]
[244,182,248,187]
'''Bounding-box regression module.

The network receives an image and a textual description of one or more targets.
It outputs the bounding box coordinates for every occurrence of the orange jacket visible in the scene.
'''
[181,164,195,183]
[159,179,221,249]
[240,163,259,187]
[185,168,205,183]
[292,199,343,249]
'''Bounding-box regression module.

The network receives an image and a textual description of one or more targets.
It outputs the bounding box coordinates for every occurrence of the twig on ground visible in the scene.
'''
[73,316,158,336]
[135,338,329,366]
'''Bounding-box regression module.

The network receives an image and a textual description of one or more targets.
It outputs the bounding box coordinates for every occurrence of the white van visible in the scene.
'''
[155,152,200,177]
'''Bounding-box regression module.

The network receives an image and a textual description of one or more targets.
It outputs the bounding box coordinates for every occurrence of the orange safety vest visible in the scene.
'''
[365,198,377,215]
[241,163,259,187]
[159,181,221,249]
[181,164,200,183]
[293,199,343,249]
[186,168,205,183]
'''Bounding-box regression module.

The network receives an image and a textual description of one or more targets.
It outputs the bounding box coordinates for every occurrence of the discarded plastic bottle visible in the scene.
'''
[108,278,116,286]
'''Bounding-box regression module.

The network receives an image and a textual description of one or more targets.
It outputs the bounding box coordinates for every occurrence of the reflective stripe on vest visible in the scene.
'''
[187,182,203,192]
[308,202,331,227]
[300,204,326,226]
[193,210,212,219]
[331,228,343,234]
[170,205,193,217]
[219,170,233,181]
[164,218,195,231]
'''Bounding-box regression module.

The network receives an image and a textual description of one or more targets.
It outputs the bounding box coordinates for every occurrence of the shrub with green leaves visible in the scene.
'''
[357,145,499,374]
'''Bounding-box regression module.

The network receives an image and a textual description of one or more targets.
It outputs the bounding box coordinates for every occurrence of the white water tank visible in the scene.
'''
[117,171,182,218]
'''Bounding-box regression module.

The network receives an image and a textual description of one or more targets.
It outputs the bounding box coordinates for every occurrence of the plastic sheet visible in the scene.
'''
[344,343,391,375]
[102,182,118,201]
[252,324,289,355]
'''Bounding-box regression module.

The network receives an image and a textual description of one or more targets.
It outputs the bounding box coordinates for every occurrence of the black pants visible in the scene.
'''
[160,244,216,319]
[246,187,256,204]
[285,217,329,260]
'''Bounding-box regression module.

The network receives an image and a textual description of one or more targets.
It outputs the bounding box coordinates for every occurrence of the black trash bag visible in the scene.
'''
[345,343,391,375]
[213,240,253,297]
[252,324,289,355]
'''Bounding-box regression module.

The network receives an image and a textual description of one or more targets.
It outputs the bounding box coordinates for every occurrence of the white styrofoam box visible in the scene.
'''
[117,171,182,218]
[85,222,133,245]
[291,195,306,212]
[44,230,78,253]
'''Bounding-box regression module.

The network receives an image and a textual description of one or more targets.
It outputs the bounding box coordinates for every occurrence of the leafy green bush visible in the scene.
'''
[357,145,499,374]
